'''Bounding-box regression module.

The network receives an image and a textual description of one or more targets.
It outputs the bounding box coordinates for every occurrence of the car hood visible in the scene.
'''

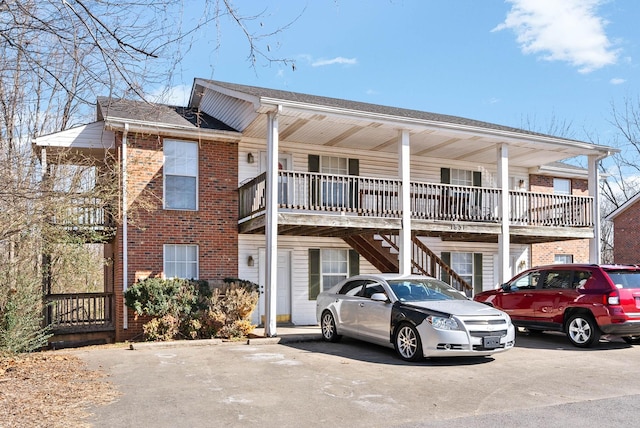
[405,299,506,317]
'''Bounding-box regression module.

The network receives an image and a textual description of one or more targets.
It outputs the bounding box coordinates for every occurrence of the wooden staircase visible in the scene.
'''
[343,233,472,292]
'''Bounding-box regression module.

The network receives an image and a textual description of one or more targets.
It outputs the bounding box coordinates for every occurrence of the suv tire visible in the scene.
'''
[566,313,601,348]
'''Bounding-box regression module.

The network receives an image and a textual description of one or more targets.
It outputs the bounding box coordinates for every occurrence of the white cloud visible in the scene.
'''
[311,56,357,67]
[610,77,626,85]
[493,0,619,73]
[149,84,191,106]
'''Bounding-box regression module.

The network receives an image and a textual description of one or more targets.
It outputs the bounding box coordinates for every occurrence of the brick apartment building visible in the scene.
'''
[33,79,614,342]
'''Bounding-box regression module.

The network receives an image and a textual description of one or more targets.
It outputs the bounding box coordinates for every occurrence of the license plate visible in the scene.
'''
[483,336,501,349]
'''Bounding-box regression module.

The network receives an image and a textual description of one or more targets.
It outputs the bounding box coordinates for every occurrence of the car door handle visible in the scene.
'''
[524,293,533,297]
[359,303,365,307]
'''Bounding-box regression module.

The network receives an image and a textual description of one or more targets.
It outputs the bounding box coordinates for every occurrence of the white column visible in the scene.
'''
[265,108,280,337]
[497,144,510,285]
[398,130,412,275]
[588,155,601,264]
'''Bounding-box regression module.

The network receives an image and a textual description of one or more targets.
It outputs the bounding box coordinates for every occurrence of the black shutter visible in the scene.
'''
[473,171,481,187]
[308,155,320,207]
[349,249,360,277]
[441,251,451,283]
[472,171,482,218]
[473,253,483,295]
[308,155,320,173]
[309,249,320,300]
[348,159,359,210]
[440,168,451,184]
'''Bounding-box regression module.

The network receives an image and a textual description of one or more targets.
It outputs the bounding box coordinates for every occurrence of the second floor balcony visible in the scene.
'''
[238,171,594,243]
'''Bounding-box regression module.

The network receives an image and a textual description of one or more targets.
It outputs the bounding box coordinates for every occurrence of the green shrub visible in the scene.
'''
[124,278,258,341]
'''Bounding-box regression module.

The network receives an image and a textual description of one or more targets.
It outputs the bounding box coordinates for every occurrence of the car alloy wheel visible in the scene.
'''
[395,324,423,362]
[321,311,341,342]
[566,314,600,348]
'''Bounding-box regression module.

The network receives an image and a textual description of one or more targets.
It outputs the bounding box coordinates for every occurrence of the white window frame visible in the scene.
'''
[164,139,198,210]
[320,156,348,207]
[553,178,571,195]
[321,248,349,291]
[450,169,473,186]
[451,252,473,286]
[554,254,573,264]
[164,244,199,279]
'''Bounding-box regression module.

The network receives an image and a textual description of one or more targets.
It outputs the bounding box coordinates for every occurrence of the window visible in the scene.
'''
[321,248,348,291]
[321,156,348,207]
[450,169,473,186]
[553,178,571,195]
[164,140,198,210]
[554,254,573,264]
[338,280,364,296]
[509,271,540,290]
[164,244,198,279]
[542,270,572,289]
[361,281,386,298]
[451,252,473,286]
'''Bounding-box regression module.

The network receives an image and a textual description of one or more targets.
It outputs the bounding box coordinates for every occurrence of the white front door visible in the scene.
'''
[257,248,292,325]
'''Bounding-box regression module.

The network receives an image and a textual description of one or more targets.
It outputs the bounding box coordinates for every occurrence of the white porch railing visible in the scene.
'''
[238,171,594,227]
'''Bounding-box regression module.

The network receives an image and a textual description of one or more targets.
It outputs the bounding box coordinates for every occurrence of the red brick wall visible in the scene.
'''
[113,132,239,341]
[613,202,640,264]
[529,175,590,267]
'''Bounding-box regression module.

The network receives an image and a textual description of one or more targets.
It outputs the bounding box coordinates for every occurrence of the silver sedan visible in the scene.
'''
[316,274,516,361]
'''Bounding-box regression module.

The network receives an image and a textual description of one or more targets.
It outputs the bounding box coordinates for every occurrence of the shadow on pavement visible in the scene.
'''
[513,327,632,352]
[282,336,496,367]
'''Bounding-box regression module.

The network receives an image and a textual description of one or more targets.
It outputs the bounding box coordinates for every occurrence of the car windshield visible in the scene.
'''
[605,270,640,289]
[388,279,468,302]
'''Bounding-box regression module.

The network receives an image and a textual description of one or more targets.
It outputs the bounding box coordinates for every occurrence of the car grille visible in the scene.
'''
[434,315,512,352]
[458,315,510,338]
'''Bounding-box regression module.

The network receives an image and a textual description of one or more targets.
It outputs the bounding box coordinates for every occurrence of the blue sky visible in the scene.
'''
[163,0,639,149]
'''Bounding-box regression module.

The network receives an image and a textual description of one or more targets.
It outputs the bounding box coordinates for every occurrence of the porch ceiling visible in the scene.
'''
[241,110,604,169]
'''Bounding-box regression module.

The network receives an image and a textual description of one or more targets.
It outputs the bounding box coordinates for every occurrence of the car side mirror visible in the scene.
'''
[501,283,512,292]
[370,293,389,303]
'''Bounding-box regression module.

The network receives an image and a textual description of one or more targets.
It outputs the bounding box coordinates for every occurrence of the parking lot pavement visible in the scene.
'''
[77,331,640,428]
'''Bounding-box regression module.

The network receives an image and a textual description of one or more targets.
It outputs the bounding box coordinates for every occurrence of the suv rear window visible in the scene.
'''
[605,270,640,289]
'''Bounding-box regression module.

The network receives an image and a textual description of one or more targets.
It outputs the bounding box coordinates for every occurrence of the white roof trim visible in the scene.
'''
[606,191,640,220]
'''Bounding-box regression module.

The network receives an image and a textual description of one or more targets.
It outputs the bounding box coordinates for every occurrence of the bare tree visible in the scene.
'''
[0,0,302,353]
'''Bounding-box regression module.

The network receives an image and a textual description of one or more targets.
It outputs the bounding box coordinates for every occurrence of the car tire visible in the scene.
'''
[394,323,423,362]
[622,336,640,345]
[320,311,341,343]
[566,313,601,348]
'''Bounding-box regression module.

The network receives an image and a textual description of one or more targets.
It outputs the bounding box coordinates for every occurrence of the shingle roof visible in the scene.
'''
[199,79,579,142]
[97,96,237,132]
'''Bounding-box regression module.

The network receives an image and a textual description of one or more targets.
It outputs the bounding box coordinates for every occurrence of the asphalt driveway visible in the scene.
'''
[76,330,640,427]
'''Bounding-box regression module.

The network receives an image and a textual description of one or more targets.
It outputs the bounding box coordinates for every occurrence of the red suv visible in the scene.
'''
[473,264,640,347]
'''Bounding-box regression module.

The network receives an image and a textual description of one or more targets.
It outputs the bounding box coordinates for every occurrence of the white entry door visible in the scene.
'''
[257,248,292,325]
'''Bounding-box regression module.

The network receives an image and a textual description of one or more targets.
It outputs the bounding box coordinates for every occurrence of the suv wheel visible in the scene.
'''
[566,313,601,348]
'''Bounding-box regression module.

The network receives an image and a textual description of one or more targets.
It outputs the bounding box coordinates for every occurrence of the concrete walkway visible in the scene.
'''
[126,325,323,350]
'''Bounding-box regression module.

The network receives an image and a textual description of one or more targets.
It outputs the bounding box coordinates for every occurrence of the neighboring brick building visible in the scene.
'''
[606,192,640,264]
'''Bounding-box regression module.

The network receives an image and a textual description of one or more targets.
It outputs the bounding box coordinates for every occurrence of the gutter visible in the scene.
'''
[103,119,242,142]
[122,123,129,330]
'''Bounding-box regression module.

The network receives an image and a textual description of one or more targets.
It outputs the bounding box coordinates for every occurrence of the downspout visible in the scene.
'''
[588,151,612,264]
[122,124,129,330]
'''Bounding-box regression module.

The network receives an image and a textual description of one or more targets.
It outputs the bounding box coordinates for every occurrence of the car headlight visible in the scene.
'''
[427,315,459,331]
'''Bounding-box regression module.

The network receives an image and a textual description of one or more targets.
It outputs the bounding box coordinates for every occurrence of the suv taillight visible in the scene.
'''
[604,291,620,305]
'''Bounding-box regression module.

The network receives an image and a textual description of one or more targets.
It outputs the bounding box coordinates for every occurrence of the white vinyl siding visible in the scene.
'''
[164,140,198,210]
